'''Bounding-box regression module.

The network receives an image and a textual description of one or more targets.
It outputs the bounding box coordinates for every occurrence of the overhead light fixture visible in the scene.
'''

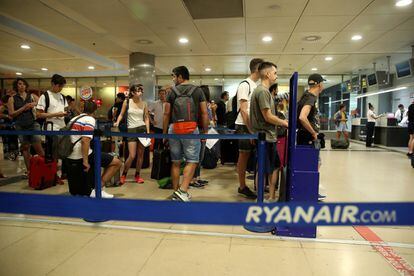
[214,78,219,81]
[356,86,407,99]
[136,39,153,45]
[179,37,189,44]
[205,68,211,72]
[16,72,22,75]
[262,36,272,42]
[311,68,318,71]
[88,66,95,70]
[351,35,362,41]
[41,68,48,71]
[103,83,107,85]
[20,44,30,49]
[303,35,321,42]
[325,57,333,61]
[395,0,412,7]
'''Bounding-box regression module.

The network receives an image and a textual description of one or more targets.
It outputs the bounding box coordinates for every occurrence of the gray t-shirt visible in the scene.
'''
[250,85,276,142]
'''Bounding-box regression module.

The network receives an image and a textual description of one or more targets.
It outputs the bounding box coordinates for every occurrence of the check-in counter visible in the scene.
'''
[351,117,410,147]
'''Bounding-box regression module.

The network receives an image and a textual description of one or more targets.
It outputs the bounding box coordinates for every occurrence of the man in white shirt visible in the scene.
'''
[36,74,68,130]
[394,104,407,123]
[235,58,264,199]
[149,89,166,150]
[67,101,121,198]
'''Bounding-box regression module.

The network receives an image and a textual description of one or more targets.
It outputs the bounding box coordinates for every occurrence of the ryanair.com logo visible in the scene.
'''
[245,205,397,225]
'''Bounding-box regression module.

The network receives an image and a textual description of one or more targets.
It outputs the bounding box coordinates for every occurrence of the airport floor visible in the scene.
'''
[0,141,413,276]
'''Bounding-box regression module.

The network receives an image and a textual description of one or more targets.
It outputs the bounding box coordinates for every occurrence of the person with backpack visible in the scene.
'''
[114,84,150,184]
[66,101,121,198]
[334,104,349,141]
[7,78,44,177]
[235,58,264,200]
[216,91,229,129]
[163,66,209,202]
[36,74,68,184]
[108,93,126,123]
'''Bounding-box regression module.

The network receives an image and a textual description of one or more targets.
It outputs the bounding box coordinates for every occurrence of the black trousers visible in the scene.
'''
[366,122,375,147]
[153,127,163,150]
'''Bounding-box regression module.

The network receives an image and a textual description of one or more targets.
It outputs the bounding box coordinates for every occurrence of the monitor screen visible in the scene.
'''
[395,60,412,79]
[367,73,377,86]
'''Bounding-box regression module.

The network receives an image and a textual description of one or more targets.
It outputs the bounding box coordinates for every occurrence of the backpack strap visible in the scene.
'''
[44,91,50,113]
[236,80,251,114]
[68,114,89,145]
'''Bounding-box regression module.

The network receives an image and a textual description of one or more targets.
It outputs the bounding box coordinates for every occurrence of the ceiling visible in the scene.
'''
[0,0,413,78]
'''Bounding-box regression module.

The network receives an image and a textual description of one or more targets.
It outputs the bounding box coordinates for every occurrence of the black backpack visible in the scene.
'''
[225,80,250,129]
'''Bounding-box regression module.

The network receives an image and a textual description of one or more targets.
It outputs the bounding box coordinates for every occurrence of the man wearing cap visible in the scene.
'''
[297,73,327,201]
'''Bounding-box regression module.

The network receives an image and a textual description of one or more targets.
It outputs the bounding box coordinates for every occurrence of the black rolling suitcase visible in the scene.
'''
[331,139,350,149]
[202,147,219,169]
[151,145,171,180]
[220,139,239,164]
[67,159,95,196]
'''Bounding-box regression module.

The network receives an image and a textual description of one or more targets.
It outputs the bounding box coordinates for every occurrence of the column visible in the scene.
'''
[129,52,156,102]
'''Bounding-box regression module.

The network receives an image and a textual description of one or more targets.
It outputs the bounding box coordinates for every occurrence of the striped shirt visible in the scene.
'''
[67,114,95,160]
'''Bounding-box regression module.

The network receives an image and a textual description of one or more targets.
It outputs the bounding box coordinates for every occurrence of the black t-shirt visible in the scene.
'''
[297,91,320,142]
[167,84,206,123]
[216,100,226,125]
[408,103,414,123]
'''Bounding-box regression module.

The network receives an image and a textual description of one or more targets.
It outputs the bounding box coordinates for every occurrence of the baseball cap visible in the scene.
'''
[308,74,326,85]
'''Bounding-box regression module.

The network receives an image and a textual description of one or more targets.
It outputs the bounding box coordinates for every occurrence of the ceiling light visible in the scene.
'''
[103,83,107,85]
[395,0,412,7]
[262,36,272,42]
[205,68,211,72]
[88,66,95,70]
[303,35,321,42]
[311,68,318,71]
[41,68,48,71]
[136,39,153,45]
[214,78,219,81]
[20,44,30,49]
[351,35,362,41]
[325,57,333,61]
[16,72,22,75]
[179,37,189,44]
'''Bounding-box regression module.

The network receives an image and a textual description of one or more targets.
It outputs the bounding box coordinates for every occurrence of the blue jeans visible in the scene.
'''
[168,126,201,163]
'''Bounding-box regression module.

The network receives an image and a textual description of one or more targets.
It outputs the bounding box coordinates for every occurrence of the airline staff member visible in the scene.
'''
[366,103,384,147]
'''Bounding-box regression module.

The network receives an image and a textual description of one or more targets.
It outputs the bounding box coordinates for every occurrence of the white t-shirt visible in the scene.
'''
[36,90,68,130]
[367,110,377,122]
[67,114,95,160]
[235,78,257,125]
[127,99,146,128]
[149,100,164,129]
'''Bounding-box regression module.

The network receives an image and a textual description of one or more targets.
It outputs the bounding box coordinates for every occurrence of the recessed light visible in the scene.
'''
[351,35,362,41]
[41,68,48,71]
[214,78,219,81]
[311,68,318,71]
[268,4,281,10]
[88,66,95,70]
[396,0,412,7]
[262,36,272,42]
[136,39,153,45]
[20,44,30,49]
[103,83,107,85]
[325,57,333,61]
[179,37,189,44]
[303,35,321,42]
[16,72,22,75]
[205,68,211,72]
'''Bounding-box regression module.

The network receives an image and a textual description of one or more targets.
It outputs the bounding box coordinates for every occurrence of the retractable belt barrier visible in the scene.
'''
[0,128,413,228]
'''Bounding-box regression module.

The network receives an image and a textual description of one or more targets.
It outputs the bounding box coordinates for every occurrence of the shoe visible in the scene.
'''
[135,176,144,184]
[190,181,205,188]
[0,173,6,179]
[238,186,257,199]
[172,189,191,202]
[22,171,28,179]
[246,175,255,180]
[56,176,64,185]
[197,179,209,184]
[90,189,114,199]
[407,152,413,158]
[318,194,326,201]
[120,175,126,185]
[264,198,278,203]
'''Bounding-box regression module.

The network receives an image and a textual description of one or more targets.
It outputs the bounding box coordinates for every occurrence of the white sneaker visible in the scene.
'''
[172,189,191,202]
[264,198,278,203]
[90,189,114,199]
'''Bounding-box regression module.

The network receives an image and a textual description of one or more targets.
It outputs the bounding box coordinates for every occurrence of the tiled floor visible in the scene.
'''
[0,141,413,275]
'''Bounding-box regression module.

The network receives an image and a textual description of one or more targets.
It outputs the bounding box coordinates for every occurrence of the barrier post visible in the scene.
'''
[93,129,102,199]
[244,132,275,233]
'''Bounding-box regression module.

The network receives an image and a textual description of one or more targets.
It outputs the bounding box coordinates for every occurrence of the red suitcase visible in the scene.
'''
[29,156,57,190]
[277,136,287,168]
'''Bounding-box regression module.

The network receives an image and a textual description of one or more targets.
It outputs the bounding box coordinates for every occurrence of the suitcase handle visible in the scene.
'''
[44,121,54,131]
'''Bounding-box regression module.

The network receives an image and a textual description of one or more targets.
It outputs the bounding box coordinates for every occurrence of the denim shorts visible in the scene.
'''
[336,122,347,132]
[168,126,201,163]
[15,122,41,145]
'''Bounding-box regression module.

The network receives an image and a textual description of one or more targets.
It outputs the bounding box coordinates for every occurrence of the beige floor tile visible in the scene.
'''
[0,228,96,276]
[0,225,38,250]
[369,226,414,244]
[170,223,234,233]
[231,237,302,249]
[316,226,365,240]
[138,238,231,276]
[303,247,398,276]
[226,244,312,276]
[48,232,163,276]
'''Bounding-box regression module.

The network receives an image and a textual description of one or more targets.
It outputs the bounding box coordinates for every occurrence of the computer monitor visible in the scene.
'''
[367,73,377,86]
[395,59,413,79]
